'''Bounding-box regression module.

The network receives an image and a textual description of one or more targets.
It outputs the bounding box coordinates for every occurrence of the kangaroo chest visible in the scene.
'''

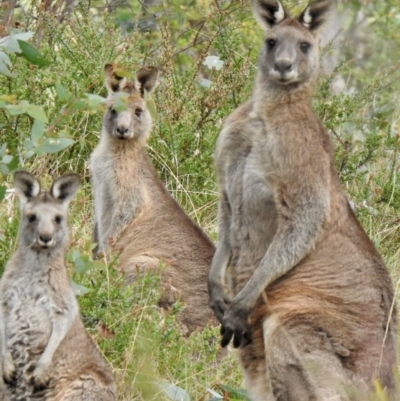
[224,126,278,288]
[0,271,65,381]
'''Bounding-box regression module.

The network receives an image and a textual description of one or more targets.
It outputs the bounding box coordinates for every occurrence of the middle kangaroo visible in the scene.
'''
[90,64,215,333]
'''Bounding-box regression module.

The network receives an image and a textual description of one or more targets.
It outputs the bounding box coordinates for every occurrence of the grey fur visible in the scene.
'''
[0,172,117,401]
[208,0,397,399]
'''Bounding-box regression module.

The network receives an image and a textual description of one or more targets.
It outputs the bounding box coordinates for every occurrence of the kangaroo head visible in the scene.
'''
[103,63,159,142]
[13,171,81,252]
[252,0,335,87]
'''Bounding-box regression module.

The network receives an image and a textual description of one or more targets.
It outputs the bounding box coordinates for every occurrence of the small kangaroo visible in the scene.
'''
[0,172,117,401]
[208,0,397,399]
[90,64,216,334]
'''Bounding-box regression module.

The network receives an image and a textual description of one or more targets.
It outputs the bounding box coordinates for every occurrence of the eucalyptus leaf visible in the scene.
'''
[2,155,13,164]
[159,382,190,401]
[31,119,45,145]
[85,93,105,109]
[26,104,48,123]
[0,51,13,77]
[55,82,70,101]
[24,150,35,159]
[0,32,34,52]
[113,92,129,112]
[5,103,27,115]
[38,137,74,154]
[17,40,51,67]
[69,278,90,296]
[147,98,158,121]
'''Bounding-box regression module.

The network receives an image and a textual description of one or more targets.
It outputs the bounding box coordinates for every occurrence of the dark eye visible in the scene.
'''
[110,108,117,115]
[134,108,143,118]
[28,214,36,223]
[266,39,276,50]
[300,42,310,53]
[55,216,62,224]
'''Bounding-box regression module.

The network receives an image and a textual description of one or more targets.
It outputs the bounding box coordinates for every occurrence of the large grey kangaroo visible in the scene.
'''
[0,172,117,401]
[90,64,216,334]
[208,0,398,399]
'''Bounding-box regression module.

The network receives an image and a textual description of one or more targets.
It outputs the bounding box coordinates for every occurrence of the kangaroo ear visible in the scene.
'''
[104,63,126,93]
[298,0,336,35]
[14,171,41,205]
[252,0,287,31]
[135,66,159,97]
[50,173,81,206]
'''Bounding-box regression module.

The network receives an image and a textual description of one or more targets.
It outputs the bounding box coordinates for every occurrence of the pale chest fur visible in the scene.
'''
[90,137,149,248]
[0,256,76,392]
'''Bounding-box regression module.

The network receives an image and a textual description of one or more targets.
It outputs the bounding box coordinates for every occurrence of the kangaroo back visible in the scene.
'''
[0,172,117,401]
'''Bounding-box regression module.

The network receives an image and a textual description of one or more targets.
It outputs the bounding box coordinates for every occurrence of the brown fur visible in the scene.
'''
[90,64,216,334]
[0,172,116,401]
[208,0,397,399]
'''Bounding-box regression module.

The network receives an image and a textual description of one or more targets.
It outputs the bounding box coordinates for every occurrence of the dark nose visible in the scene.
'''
[39,234,52,244]
[116,126,129,136]
[274,60,292,73]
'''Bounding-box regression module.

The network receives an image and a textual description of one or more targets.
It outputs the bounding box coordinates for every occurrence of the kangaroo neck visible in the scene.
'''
[20,241,64,263]
[253,73,313,116]
[100,128,148,155]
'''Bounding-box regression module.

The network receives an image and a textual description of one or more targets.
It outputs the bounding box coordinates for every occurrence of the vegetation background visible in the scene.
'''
[0,0,399,399]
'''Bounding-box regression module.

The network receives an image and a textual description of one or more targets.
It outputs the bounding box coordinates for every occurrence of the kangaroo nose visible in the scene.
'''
[116,126,129,136]
[39,234,53,245]
[274,59,292,73]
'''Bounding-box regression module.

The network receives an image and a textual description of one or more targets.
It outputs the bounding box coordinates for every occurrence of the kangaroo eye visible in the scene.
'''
[300,42,310,53]
[266,39,276,50]
[110,108,117,115]
[134,108,143,118]
[28,214,36,223]
[55,216,62,224]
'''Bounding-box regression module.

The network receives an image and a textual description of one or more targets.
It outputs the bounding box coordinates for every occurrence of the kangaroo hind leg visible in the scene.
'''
[263,315,353,401]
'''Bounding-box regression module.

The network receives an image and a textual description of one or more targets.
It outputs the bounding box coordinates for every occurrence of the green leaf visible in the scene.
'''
[5,155,18,172]
[71,99,87,110]
[55,82,70,101]
[0,51,14,77]
[0,32,33,52]
[147,98,158,121]
[5,103,27,115]
[23,138,34,151]
[0,186,6,201]
[38,137,74,154]
[113,92,129,112]
[26,104,48,123]
[0,143,6,156]
[31,119,45,145]
[159,382,190,401]
[85,93,105,109]
[67,248,81,263]
[74,255,91,275]
[2,155,12,164]
[24,150,35,159]
[69,278,90,296]
[114,68,133,78]
[17,40,51,67]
